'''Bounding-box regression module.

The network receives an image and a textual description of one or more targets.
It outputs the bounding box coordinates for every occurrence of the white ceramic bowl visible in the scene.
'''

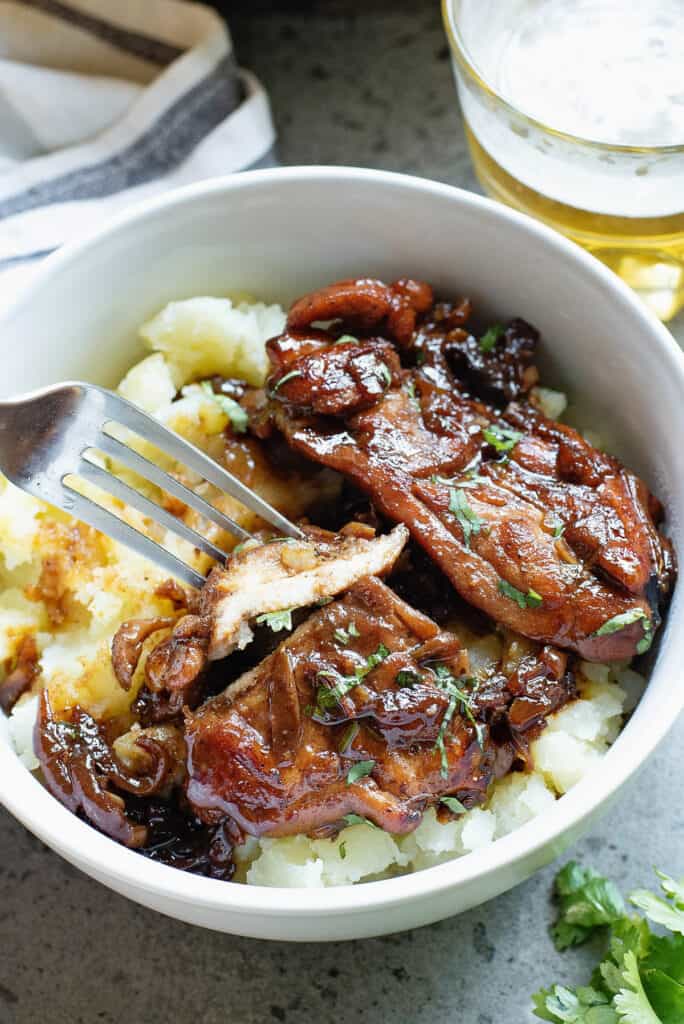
[0,167,682,941]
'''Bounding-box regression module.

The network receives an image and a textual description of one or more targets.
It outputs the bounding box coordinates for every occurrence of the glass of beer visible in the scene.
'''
[442,0,684,322]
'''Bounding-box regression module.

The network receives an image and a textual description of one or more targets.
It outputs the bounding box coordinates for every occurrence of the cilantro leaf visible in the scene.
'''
[200,381,248,433]
[552,519,566,539]
[630,871,684,936]
[338,721,360,754]
[270,369,302,394]
[440,796,466,815]
[482,423,523,452]
[377,362,392,388]
[255,608,294,632]
[498,578,544,610]
[334,622,359,645]
[346,760,375,785]
[551,861,625,951]
[592,610,653,655]
[396,668,422,687]
[404,378,420,409]
[432,666,483,776]
[479,323,505,353]
[449,486,482,548]
[316,644,390,710]
[642,968,684,1024]
[613,950,661,1023]
[343,813,380,830]
[532,984,618,1022]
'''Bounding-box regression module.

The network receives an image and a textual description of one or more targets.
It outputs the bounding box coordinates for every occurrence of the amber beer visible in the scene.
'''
[443,0,684,322]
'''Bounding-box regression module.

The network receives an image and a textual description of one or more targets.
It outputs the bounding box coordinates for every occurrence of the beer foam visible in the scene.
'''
[457,0,684,217]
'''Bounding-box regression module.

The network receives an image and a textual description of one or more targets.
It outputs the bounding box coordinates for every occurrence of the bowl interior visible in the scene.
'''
[0,168,682,932]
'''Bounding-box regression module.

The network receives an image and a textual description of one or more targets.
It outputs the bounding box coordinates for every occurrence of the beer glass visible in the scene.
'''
[443,0,684,321]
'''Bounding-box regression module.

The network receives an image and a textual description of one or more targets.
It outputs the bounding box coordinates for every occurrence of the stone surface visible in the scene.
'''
[0,3,680,1021]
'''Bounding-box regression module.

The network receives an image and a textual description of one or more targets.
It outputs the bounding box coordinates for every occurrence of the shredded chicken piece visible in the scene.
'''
[201,523,409,660]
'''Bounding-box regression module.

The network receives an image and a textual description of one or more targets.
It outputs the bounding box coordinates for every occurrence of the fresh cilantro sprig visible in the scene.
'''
[532,862,684,1023]
[551,861,626,951]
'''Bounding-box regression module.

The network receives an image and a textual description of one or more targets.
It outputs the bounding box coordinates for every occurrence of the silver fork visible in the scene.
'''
[0,382,304,589]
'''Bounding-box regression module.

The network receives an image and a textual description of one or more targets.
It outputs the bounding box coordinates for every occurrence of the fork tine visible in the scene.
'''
[98,388,305,540]
[62,483,206,589]
[95,433,251,541]
[78,458,229,564]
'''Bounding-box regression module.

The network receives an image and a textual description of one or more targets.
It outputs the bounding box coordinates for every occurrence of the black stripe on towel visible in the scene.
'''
[0,144,278,271]
[0,247,58,270]
[0,54,243,221]
[18,0,184,65]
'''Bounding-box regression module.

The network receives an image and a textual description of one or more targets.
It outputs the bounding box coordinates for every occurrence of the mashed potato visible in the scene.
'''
[0,296,329,723]
[0,295,643,888]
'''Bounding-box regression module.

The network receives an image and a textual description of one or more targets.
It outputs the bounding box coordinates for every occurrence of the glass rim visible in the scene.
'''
[441,0,684,156]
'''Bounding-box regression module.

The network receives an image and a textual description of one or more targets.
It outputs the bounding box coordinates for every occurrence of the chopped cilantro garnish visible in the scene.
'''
[551,519,565,539]
[339,841,347,859]
[482,423,523,453]
[343,814,380,831]
[346,760,375,785]
[479,323,505,353]
[449,487,482,548]
[593,609,653,655]
[404,378,420,409]
[440,796,466,815]
[396,668,422,688]
[498,579,543,609]
[366,643,390,669]
[255,608,294,632]
[334,622,360,646]
[316,644,391,710]
[270,369,302,394]
[435,694,458,778]
[432,665,483,777]
[338,721,360,754]
[200,381,248,433]
[336,334,358,345]
[377,362,392,388]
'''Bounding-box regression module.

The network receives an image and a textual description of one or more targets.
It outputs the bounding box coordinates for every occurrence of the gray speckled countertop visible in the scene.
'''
[1,3,681,1022]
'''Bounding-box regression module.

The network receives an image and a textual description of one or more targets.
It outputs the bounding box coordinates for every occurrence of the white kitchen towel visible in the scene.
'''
[0,0,276,309]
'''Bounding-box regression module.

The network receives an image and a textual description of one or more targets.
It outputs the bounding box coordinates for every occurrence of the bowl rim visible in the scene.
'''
[1,164,683,919]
